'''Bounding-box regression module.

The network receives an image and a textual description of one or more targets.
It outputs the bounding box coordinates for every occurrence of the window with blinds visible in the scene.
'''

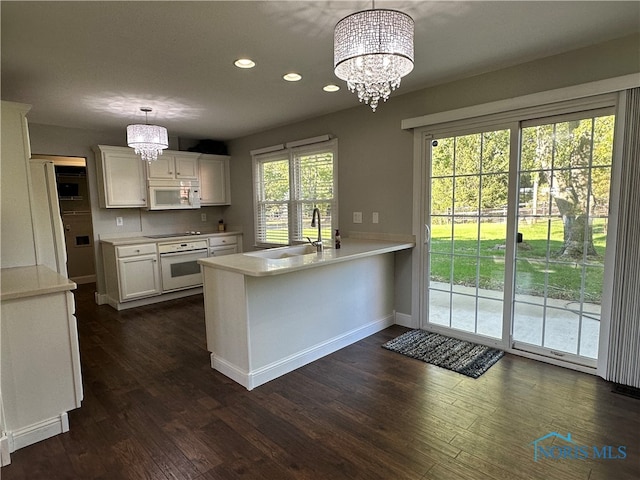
[253,138,337,247]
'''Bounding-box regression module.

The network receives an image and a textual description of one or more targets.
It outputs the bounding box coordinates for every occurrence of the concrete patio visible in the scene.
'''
[428,282,600,359]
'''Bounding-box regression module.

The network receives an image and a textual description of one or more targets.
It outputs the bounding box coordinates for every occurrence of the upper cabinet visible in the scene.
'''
[93,146,231,209]
[199,155,231,205]
[147,154,198,180]
[93,145,147,208]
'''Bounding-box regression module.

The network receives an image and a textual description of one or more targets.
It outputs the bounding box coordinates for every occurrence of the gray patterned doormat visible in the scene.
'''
[382,330,504,379]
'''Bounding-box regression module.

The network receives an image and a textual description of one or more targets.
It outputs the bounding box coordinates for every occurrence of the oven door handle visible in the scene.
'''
[159,249,208,258]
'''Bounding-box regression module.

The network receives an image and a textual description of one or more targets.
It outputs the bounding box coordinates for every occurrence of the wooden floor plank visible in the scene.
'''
[2,283,639,479]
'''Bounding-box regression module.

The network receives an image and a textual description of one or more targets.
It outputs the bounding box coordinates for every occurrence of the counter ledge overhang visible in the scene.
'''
[1,265,77,301]
[197,238,415,277]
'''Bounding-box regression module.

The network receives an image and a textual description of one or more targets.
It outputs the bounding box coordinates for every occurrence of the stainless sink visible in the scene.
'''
[244,244,319,260]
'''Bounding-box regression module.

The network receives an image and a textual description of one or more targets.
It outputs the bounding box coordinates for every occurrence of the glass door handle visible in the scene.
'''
[424,224,431,244]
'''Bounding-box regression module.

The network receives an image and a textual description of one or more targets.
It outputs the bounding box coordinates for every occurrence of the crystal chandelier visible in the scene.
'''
[126,107,169,162]
[334,5,414,112]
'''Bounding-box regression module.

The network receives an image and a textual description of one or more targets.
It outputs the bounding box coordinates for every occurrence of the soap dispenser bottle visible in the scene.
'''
[335,229,341,249]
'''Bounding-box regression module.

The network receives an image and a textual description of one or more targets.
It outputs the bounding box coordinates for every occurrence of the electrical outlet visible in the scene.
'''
[372,212,379,224]
[353,211,363,224]
[116,216,123,227]
[201,213,207,222]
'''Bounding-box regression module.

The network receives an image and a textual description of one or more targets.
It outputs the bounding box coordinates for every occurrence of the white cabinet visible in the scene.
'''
[209,234,240,256]
[92,146,231,209]
[93,145,147,208]
[116,244,160,300]
[199,155,231,205]
[1,101,37,268]
[1,266,82,461]
[147,154,198,180]
[118,254,161,300]
[102,243,160,306]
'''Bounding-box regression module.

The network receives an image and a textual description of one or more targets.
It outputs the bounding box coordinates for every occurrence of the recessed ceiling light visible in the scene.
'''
[283,73,302,82]
[323,84,340,92]
[234,58,255,69]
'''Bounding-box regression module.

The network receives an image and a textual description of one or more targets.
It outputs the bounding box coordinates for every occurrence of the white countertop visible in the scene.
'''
[100,231,243,246]
[198,239,414,277]
[1,265,77,301]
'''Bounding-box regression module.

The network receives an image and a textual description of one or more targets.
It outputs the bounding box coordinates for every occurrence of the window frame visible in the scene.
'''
[252,138,338,248]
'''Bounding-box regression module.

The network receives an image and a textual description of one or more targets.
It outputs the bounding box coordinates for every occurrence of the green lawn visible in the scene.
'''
[430,219,607,302]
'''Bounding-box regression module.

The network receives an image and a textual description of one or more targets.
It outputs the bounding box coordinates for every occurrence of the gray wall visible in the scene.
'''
[224,34,640,316]
[27,34,639,313]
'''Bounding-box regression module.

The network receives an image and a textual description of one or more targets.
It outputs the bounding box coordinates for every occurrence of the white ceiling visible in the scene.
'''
[2,1,639,141]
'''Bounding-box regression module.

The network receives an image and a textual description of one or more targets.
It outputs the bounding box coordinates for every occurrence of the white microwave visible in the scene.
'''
[147,180,201,210]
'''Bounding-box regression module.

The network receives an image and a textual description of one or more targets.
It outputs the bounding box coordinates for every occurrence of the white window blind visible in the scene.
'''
[253,139,337,247]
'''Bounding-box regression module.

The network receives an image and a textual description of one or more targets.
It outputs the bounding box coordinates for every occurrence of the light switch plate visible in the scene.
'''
[116,216,123,227]
[372,212,379,224]
[201,213,207,222]
[353,211,363,224]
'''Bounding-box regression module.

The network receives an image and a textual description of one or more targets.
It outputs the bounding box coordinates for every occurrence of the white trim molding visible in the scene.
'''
[213,314,395,390]
[394,311,417,329]
[402,74,640,130]
[1,435,10,467]
[408,77,635,375]
[7,412,70,454]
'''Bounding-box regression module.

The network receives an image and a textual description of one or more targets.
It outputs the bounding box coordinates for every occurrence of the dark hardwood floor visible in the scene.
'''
[3,283,639,479]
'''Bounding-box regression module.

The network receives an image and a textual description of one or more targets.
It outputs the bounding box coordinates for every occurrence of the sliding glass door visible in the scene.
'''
[427,128,511,342]
[424,109,615,366]
[512,112,614,365]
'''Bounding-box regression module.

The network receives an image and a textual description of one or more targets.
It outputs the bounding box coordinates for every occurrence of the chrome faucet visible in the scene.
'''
[307,207,324,253]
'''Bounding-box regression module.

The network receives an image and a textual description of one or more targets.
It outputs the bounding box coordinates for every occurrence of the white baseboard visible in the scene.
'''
[211,355,251,388]
[95,292,109,305]
[7,412,69,454]
[1,435,10,467]
[70,274,96,285]
[98,287,203,310]
[212,314,395,390]
[395,311,418,328]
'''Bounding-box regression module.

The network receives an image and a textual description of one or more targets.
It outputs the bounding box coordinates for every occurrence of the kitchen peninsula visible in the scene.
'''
[198,237,414,390]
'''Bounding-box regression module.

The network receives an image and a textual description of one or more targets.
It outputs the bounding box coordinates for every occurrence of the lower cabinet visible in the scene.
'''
[118,253,161,300]
[102,243,161,307]
[101,234,242,310]
[1,270,82,463]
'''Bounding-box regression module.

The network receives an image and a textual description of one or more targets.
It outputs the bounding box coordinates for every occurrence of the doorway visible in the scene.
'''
[422,109,615,367]
[32,155,96,284]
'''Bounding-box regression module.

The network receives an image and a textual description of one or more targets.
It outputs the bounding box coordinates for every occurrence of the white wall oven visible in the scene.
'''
[158,240,208,291]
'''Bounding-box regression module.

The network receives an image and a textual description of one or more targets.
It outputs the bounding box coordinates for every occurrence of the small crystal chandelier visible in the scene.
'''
[334,3,414,112]
[126,107,169,163]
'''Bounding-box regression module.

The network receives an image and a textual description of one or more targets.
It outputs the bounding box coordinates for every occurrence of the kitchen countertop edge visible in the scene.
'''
[100,231,243,246]
[1,265,77,301]
[198,239,415,277]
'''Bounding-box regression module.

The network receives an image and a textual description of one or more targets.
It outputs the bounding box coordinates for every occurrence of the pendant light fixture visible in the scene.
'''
[334,2,414,112]
[126,107,169,163]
